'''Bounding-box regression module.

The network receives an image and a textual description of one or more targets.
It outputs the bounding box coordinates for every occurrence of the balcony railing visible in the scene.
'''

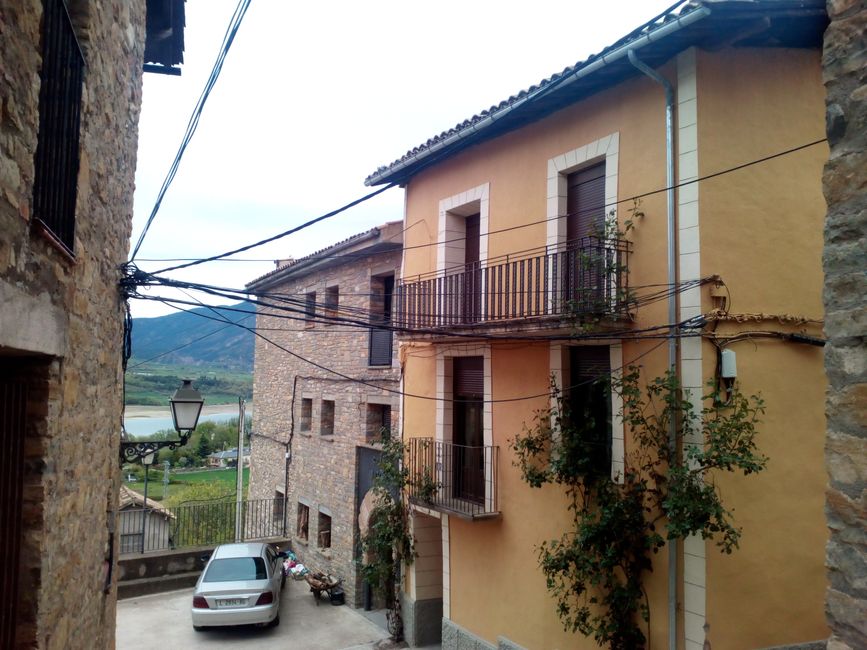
[117,497,286,555]
[394,236,630,331]
[406,437,499,520]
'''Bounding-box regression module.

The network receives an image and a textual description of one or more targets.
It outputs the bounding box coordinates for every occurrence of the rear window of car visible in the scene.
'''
[203,557,267,582]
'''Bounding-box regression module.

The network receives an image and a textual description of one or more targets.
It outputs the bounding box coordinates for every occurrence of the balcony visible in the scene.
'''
[406,437,499,520]
[394,237,630,336]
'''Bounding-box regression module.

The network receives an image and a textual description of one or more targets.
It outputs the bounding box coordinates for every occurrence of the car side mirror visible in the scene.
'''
[200,553,211,564]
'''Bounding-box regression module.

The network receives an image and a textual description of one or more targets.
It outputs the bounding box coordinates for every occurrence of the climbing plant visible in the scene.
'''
[509,367,767,649]
[359,432,416,641]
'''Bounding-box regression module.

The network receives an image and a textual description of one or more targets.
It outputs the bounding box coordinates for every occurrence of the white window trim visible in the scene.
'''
[549,341,624,483]
[436,182,490,275]
[435,343,494,510]
[546,134,620,311]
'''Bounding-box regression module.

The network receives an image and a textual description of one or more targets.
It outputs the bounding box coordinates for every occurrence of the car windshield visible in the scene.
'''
[203,557,267,582]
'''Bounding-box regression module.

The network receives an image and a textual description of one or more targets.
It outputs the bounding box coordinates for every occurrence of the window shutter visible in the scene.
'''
[368,328,393,366]
[571,346,610,380]
[454,356,484,397]
[566,162,606,242]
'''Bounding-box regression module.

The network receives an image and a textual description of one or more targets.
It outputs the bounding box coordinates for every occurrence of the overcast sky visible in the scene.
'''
[129,0,676,318]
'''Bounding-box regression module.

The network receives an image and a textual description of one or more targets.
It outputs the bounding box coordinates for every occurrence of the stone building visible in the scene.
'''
[247,221,402,607]
[0,1,183,647]
[822,2,867,649]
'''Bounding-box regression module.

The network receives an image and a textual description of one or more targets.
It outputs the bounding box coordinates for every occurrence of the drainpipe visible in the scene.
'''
[627,50,678,650]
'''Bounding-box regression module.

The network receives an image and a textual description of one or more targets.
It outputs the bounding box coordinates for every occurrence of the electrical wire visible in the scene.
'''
[140,138,826,274]
[129,0,252,261]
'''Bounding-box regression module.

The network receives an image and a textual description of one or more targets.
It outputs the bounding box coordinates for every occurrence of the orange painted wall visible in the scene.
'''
[397,45,827,650]
[695,47,829,648]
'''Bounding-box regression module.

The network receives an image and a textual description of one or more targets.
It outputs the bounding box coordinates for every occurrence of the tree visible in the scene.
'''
[359,433,415,641]
[510,367,767,649]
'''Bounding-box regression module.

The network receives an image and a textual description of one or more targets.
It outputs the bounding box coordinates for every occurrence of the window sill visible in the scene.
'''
[299,432,312,438]
[295,537,308,547]
[320,435,335,443]
[32,219,76,264]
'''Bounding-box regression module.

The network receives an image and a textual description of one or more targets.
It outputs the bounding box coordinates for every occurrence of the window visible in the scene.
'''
[366,403,391,441]
[32,0,85,255]
[305,291,316,325]
[300,398,312,432]
[368,274,394,366]
[273,490,285,524]
[317,512,331,549]
[565,346,612,476]
[296,503,309,541]
[452,357,485,504]
[203,557,267,582]
[324,285,339,318]
[320,400,335,436]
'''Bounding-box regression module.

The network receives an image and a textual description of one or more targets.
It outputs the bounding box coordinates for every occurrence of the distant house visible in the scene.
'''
[246,221,402,609]
[117,486,175,554]
[208,447,251,468]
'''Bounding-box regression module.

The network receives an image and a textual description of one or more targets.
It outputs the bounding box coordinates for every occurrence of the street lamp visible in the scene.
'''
[120,380,205,463]
[140,451,155,553]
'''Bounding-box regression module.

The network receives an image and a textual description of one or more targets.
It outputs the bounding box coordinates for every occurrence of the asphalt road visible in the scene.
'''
[116,578,392,649]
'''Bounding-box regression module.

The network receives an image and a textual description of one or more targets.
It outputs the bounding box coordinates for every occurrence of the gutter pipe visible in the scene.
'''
[365,4,712,187]
[627,50,679,650]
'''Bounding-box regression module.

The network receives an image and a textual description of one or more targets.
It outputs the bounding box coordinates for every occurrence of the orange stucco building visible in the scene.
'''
[366,2,830,648]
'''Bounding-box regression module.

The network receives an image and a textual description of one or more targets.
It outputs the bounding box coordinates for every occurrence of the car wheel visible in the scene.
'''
[269,614,280,628]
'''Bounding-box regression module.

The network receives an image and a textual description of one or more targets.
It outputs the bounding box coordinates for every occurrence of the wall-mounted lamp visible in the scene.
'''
[120,380,205,464]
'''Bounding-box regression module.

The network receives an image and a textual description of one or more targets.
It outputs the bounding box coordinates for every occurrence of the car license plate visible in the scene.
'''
[217,598,245,608]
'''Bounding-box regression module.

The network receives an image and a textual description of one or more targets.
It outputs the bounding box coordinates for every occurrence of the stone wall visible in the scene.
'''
[822,1,867,648]
[0,1,146,648]
[249,243,401,607]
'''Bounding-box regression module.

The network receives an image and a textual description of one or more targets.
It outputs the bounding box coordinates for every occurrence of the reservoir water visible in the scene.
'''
[124,411,244,437]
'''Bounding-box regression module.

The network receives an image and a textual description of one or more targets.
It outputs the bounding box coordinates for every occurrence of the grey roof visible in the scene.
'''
[209,447,251,460]
[365,0,827,187]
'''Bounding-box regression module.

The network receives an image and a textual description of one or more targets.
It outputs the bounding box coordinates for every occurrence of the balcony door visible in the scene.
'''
[461,213,481,323]
[565,163,606,311]
[452,357,484,504]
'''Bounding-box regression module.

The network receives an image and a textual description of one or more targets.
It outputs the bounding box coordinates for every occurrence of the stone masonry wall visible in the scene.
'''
[249,245,401,607]
[0,1,145,648]
[822,1,867,648]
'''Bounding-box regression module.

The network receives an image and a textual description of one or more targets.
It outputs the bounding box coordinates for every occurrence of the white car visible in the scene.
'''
[191,542,286,631]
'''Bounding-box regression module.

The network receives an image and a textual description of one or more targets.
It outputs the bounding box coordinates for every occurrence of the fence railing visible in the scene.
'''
[406,437,499,519]
[117,497,286,555]
[394,236,630,330]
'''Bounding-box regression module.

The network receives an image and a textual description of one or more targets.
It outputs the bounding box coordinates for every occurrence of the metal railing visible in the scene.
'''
[117,497,286,555]
[406,438,499,519]
[32,0,85,254]
[394,236,630,330]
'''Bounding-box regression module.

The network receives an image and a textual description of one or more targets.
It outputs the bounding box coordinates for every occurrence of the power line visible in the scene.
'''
[149,183,397,275]
[140,138,825,275]
[130,0,253,260]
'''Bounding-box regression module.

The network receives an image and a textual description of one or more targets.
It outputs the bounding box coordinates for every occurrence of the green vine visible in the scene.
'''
[359,432,416,641]
[509,367,767,649]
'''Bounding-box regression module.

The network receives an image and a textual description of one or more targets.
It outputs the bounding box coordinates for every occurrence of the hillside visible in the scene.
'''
[131,303,255,371]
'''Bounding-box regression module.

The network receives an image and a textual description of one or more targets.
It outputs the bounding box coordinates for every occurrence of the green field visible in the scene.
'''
[125,467,249,502]
[125,363,252,405]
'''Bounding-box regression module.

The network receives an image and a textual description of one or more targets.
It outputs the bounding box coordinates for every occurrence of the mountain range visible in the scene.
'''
[131,303,255,371]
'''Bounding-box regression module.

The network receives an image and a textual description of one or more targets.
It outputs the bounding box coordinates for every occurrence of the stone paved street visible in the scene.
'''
[117,579,394,649]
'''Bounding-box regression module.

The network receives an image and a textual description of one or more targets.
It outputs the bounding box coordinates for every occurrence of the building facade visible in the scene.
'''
[822,2,867,649]
[0,1,182,647]
[366,2,829,648]
[247,222,402,607]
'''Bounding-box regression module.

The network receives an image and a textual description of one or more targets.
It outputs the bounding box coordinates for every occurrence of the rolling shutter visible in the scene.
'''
[454,356,484,398]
